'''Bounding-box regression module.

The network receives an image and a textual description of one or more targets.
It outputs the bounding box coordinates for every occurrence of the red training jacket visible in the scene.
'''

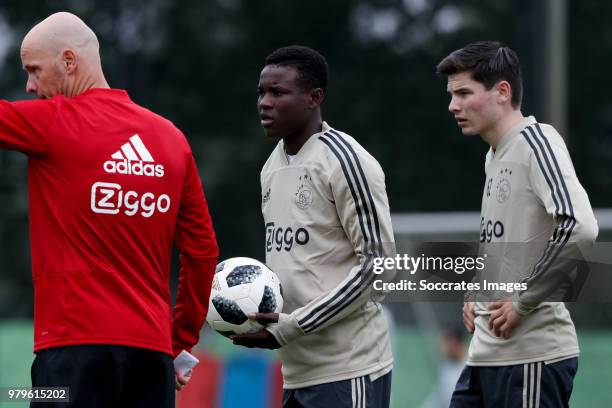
[0,88,218,357]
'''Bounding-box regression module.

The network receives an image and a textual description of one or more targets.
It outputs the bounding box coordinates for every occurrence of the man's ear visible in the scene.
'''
[309,88,325,109]
[496,80,512,104]
[61,49,77,74]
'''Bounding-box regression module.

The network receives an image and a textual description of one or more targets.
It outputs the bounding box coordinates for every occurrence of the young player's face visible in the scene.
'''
[257,65,314,139]
[446,71,502,136]
[20,45,66,99]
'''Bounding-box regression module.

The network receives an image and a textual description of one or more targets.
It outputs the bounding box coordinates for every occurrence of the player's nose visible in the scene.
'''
[258,93,273,109]
[448,97,460,113]
[26,76,37,94]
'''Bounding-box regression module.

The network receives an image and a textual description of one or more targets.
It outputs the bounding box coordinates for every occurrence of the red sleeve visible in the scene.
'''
[171,152,219,357]
[0,99,55,155]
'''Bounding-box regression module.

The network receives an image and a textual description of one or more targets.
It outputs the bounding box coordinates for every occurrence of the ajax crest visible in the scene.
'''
[295,173,313,210]
[496,168,512,203]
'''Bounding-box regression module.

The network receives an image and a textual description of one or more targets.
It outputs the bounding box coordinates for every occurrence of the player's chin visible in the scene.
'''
[460,127,477,136]
[262,125,282,139]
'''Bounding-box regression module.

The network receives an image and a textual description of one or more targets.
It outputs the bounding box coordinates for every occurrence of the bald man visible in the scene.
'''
[1,12,218,407]
[20,12,109,99]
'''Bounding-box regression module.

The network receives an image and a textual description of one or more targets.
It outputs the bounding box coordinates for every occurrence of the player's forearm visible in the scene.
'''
[515,215,596,314]
[269,257,383,345]
[268,291,375,346]
[171,255,217,356]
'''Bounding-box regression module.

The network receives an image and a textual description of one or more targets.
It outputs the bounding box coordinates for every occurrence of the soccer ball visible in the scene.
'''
[206,257,283,336]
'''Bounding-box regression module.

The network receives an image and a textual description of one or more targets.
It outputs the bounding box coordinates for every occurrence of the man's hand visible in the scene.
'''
[488,300,522,339]
[462,302,476,333]
[231,313,281,349]
[175,370,192,391]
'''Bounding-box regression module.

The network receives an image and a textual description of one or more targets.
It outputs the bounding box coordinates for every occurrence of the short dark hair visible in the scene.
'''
[264,45,329,91]
[436,41,523,108]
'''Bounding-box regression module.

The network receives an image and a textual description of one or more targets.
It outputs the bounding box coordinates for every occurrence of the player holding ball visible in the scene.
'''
[232,45,396,408]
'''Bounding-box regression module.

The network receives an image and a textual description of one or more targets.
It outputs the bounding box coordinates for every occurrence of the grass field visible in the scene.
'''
[1,320,611,407]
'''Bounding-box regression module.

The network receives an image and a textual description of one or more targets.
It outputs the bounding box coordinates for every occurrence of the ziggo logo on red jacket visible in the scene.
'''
[91,182,170,218]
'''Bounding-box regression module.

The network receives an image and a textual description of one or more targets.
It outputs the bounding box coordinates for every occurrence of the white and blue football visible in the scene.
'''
[206,257,283,336]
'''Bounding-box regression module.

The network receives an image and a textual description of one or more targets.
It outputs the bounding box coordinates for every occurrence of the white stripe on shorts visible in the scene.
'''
[523,363,528,408]
[535,362,542,408]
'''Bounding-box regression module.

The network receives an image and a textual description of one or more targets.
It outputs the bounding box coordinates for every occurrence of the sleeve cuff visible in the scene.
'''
[265,313,304,346]
[172,342,192,359]
[512,292,535,316]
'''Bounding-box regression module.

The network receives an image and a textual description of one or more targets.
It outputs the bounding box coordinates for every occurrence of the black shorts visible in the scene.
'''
[450,358,578,408]
[30,344,175,408]
[283,371,392,408]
